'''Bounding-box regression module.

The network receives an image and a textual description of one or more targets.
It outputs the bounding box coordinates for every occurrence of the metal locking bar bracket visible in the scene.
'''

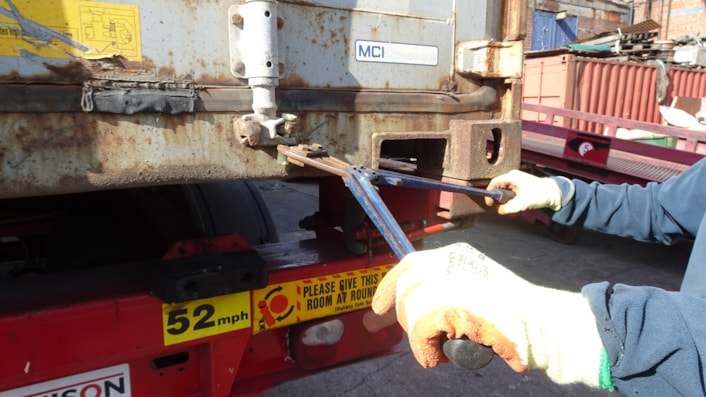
[278,144,499,369]
[229,0,297,146]
[277,145,513,258]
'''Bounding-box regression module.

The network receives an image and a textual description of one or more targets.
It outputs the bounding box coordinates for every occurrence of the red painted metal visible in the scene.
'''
[0,234,404,397]
[523,102,706,161]
[520,103,703,185]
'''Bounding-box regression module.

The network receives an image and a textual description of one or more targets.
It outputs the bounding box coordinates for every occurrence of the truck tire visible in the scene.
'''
[3,182,278,278]
[183,182,280,245]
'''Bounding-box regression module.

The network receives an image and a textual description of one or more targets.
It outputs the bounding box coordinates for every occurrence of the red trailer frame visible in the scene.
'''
[519,103,705,242]
[0,235,408,397]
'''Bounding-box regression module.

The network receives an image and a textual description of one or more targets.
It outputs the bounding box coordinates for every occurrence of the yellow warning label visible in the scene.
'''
[0,0,141,60]
[252,265,394,334]
[162,292,251,346]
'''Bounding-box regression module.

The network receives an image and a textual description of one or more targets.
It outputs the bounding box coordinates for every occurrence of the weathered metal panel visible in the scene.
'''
[523,54,706,134]
[0,110,515,199]
[0,0,235,85]
[0,0,524,198]
[521,54,575,125]
[0,0,459,89]
[278,3,455,90]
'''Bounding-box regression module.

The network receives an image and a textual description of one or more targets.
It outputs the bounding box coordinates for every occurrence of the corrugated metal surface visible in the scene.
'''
[521,54,575,125]
[523,54,706,134]
[620,19,662,33]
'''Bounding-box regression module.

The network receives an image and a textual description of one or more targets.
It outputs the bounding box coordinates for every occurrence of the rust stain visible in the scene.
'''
[11,113,92,154]
[133,56,156,72]
[439,76,458,93]
[0,103,515,198]
[1,54,157,83]
[42,61,93,81]
[157,66,177,78]
[279,73,308,88]
[93,55,154,73]
[195,72,243,86]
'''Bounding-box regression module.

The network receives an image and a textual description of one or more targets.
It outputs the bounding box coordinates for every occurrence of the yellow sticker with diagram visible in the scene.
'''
[162,292,251,346]
[0,0,142,60]
[252,265,394,334]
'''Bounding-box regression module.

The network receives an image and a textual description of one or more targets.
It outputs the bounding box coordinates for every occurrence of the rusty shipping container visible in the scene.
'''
[522,53,706,134]
[0,0,526,199]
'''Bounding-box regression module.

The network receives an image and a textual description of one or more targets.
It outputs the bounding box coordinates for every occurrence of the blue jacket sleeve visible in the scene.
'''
[549,157,706,244]
[583,282,706,395]
[548,158,706,395]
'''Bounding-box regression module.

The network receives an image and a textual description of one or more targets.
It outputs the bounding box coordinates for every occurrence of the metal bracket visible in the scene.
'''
[277,144,513,259]
[456,40,523,79]
[278,143,500,369]
[152,234,267,303]
[228,1,297,146]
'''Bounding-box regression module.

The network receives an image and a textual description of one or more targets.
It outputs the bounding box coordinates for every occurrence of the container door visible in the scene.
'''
[531,10,577,51]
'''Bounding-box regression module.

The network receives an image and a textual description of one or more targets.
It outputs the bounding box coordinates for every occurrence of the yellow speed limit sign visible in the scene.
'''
[162,292,251,346]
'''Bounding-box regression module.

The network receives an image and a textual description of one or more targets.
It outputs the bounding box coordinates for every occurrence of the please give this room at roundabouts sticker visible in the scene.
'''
[252,265,394,333]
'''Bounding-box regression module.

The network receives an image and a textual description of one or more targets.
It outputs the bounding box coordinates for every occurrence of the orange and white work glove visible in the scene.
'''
[371,243,607,389]
[484,170,569,214]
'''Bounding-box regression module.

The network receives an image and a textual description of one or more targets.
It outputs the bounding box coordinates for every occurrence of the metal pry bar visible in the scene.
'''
[354,167,515,204]
[277,144,416,258]
[277,144,514,258]
[278,144,497,370]
[277,145,498,370]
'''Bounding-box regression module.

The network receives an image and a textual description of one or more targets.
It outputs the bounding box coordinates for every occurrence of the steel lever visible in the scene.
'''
[345,168,495,370]
[277,145,497,369]
[356,167,515,204]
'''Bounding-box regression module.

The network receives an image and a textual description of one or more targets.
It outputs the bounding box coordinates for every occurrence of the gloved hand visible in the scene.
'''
[371,243,607,388]
[483,170,563,214]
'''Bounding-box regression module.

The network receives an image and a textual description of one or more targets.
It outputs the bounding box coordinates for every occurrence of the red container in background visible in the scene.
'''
[522,54,706,134]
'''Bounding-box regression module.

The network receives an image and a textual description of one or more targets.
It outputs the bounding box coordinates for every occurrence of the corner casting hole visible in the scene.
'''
[264,11,270,17]
[487,128,502,165]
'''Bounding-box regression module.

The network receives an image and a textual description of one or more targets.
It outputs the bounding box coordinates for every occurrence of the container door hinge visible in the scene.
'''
[228,0,297,146]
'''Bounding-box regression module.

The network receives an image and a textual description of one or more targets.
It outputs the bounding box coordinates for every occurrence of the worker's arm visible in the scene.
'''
[486,157,706,245]
[371,243,612,390]
[479,158,706,394]
[582,281,706,395]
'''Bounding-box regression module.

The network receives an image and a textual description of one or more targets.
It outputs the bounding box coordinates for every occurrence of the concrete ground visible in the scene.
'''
[254,179,691,397]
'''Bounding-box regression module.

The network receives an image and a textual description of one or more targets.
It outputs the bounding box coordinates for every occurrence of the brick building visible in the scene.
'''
[632,0,706,39]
